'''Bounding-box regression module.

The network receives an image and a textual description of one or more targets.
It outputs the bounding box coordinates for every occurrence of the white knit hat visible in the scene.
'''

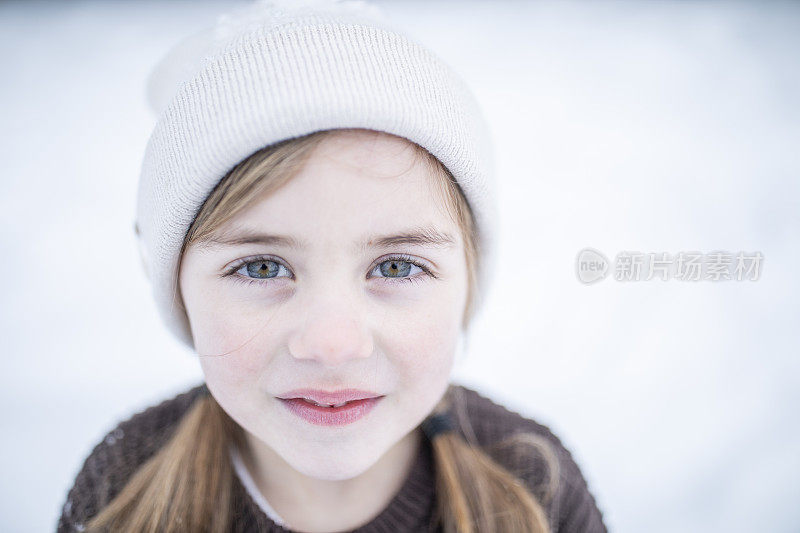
[135,0,497,349]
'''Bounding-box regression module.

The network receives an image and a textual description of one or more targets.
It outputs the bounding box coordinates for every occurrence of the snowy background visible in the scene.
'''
[1,1,798,531]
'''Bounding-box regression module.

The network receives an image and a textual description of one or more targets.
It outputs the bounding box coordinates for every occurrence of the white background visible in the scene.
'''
[1,1,798,531]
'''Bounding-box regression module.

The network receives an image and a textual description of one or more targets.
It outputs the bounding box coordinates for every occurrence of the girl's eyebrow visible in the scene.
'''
[361,226,457,251]
[196,225,456,252]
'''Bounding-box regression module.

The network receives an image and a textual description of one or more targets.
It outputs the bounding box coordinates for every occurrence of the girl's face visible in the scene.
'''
[179,130,468,480]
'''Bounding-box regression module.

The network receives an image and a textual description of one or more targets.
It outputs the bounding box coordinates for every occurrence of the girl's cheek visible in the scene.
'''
[191,295,282,355]
[199,343,265,393]
[391,311,459,378]
[193,309,281,387]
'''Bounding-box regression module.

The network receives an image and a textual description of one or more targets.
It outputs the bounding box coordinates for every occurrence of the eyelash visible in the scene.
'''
[222,254,436,288]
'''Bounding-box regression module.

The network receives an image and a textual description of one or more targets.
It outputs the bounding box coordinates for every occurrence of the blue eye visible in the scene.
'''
[224,254,435,287]
[373,258,424,282]
[234,258,291,280]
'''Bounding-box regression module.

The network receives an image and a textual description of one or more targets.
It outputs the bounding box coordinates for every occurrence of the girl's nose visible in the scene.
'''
[287,300,374,366]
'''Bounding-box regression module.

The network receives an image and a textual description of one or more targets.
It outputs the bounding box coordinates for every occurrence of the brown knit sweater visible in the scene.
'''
[56,383,607,532]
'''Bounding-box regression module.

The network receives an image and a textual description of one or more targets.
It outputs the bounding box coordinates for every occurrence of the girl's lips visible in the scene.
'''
[279,396,383,426]
[276,388,382,405]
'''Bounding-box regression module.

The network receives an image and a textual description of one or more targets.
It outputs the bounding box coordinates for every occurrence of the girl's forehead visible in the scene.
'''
[303,130,426,180]
[205,169,460,254]
[235,144,447,224]
[229,183,457,245]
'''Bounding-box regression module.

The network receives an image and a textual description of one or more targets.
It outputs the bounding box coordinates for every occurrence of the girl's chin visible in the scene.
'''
[271,442,385,480]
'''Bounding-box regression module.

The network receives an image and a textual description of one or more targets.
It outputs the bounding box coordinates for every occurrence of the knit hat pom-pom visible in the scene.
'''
[213,0,390,45]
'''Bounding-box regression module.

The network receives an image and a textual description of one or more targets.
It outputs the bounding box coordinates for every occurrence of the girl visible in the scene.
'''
[58,1,606,532]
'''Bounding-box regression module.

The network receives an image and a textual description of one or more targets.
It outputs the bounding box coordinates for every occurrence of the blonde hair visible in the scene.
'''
[87,129,557,532]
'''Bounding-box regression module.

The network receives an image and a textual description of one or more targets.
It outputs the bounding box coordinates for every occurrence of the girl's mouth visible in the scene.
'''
[278,396,383,426]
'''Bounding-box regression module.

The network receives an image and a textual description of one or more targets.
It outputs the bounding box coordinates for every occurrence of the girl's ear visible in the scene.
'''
[134,221,151,282]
